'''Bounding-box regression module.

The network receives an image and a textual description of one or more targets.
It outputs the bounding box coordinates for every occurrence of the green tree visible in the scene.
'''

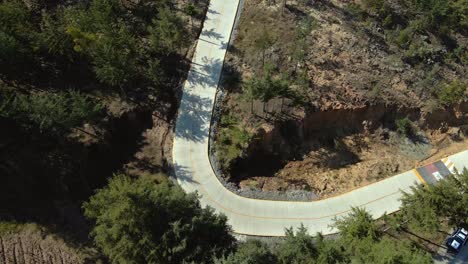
[291,38,307,72]
[400,169,468,233]
[331,207,379,262]
[36,10,74,58]
[243,71,288,114]
[254,30,274,67]
[437,80,467,107]
[450,0,468,31]
[362,0,385,14]
[64,0,139,89]
[214,240,277,264]
[369,237,432,264]
[185,3,198,28]
[332,207,380,243]
[148,7,189,55]
[332,207,431,263]
[276,225,317,264]
[315,233,349,264]
[395,117,413,136]
[0,90,102,134]
[83,175,235,264]
[0,0,37,82]
[90,25,138,88]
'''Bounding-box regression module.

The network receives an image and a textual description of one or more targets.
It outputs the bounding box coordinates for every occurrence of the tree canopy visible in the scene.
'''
[214,240,276,264]
[0,0,192,93]
[214,207,431,264]
[83,175,235,264]
[400,169,468,233]
[276,225,318,264]
[0,89,102,134]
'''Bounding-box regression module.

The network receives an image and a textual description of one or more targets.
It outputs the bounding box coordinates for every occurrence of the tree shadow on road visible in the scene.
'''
[201,28,223,40]
[173,162,199,185]
[175,56,225,142]
[175,92,212,142]
[187,57,223,88]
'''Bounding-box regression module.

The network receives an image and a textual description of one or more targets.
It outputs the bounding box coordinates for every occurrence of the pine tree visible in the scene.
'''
[83,175,235,264]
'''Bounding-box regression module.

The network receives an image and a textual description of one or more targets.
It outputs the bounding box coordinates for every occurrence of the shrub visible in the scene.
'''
[0,90,103,133]
[437,80,467,106]
[215,114,252,170]
[344,3,366,20]
[395,117,412,136]
[395,27,413,49]
[0,221,22,235]
[362,0,385,14]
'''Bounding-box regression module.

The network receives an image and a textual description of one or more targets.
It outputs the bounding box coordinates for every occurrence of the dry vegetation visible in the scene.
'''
[0,222,99,264]
[214,0,468,198]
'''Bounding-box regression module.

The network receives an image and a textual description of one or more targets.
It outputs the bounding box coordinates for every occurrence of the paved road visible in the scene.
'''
[172,0,468,236]
[434,245,468,264]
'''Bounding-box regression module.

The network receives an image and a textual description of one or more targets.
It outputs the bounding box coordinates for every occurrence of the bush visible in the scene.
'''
[344,3,367,20]
[362,0,385,14]
[402,40,442,65]
[395,117,413,136]
[0,221,22,235]
[437,80,467,106]
[446,46,468,64]
[395,27,413,49]
[215,114,252,170]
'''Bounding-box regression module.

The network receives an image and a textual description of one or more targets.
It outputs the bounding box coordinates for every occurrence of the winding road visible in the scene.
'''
[172,0,468,236]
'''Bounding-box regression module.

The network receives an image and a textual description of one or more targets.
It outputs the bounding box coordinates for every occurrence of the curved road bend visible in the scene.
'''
[172,0,468,236]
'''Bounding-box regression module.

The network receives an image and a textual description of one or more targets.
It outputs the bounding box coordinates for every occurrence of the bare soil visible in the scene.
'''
[0,224,98,264]
[214,0,468,198]
[124,103,175,177]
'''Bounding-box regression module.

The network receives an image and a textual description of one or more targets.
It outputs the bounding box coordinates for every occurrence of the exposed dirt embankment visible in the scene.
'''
[228,102,467,197]
[421,102,468,130]
[213,0,467,199]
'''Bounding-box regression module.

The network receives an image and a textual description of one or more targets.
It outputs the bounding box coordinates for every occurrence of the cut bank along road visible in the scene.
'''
[172,0,468,236]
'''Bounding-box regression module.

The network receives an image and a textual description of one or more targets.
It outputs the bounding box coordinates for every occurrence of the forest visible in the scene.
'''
[0,0,467,262]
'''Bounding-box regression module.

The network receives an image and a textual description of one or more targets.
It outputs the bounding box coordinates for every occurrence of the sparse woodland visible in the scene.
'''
[214,0,467,197]
[0,0,466,262]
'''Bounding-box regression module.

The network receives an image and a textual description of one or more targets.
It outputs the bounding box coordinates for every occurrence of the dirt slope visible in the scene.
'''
[213,0,468,198]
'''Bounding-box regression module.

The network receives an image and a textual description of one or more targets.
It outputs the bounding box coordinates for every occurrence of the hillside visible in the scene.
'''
[213,0,468,198]
[0,0,208,258]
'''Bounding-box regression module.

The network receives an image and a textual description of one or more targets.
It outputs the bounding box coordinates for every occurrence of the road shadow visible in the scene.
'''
[175,93,212,142]
[173,163,199,185]
[201,28,224,40]
[187,57,223,89]
[207,9,220,15]
[201,56,223,81]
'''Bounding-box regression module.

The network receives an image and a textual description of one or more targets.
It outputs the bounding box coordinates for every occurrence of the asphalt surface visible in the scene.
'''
[172,0,468,237]
[434,245,468,264]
